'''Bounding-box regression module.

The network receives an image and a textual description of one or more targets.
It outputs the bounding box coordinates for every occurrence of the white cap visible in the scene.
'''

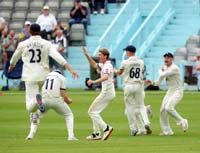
[25,21,31,25]
[43,5,49,10]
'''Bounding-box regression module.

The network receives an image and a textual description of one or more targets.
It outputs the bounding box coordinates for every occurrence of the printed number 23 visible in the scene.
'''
[29,49,41,63]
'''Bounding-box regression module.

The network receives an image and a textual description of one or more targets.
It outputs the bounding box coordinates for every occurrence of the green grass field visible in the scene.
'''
[0,89,200,153]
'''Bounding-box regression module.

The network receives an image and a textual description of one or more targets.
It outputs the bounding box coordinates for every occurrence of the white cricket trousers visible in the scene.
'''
[25,81,43,137]
[88,86,115,134]
[124,83,150,132]
[25,81,43,112]
[160,89,184,134]
[42,97,75,138]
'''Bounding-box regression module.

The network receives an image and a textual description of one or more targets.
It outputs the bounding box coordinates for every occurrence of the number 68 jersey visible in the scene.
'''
[10,36,67,82]
[120,56,144,84]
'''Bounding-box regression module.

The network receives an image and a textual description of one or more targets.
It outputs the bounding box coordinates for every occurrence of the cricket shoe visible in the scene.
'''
[131,129,138,136]
[159,131,174,136]
[145,125,152,135]
[180,119,188,132]
[137,131,146,135]
[25,133,34,140]
[103,125,113,140]
[68,137,78,141]
[36,94,45,113]
[86,133,101,140]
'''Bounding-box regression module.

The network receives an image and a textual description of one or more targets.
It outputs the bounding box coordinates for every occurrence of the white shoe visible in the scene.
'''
[180,119,188,132]
[137,131,146,135]
[103,126,113,140]
[160,131,174,136]
[26,133,34,140]
[68,137,78,141]
[100,9,105,15]
[93,11,98,15]
[131,129,138,136]
[86,133,101,140]
[146,105,153,118]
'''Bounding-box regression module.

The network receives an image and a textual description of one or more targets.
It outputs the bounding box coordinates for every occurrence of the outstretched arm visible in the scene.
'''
[82,47,97,69]
[63,63,79,79]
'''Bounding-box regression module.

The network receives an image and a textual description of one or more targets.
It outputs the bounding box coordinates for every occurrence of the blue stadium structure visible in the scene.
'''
[0,0,200,90]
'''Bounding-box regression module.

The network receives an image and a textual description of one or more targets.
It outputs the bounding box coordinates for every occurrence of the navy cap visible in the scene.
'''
[30,23,41,32]
[163,52,173,58]
[123,45,136,52]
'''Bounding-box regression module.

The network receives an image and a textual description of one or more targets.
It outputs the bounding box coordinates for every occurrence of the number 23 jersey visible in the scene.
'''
[10,36,67,81]
[120,56,144,84]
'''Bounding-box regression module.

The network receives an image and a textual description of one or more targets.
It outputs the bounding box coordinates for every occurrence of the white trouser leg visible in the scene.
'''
[27,112,40,139]
[160,108,172,134]
[51,99,75,138]
[88,89,115,132]
[165,90,183,124]
[25,82,41,112]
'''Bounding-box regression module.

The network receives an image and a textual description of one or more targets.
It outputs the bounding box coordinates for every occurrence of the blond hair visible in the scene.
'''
[99,48,110,59]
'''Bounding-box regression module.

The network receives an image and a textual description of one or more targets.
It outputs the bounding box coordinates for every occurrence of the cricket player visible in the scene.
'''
[29,70,78,140]
[82,47,115,141]
[114,45,151,136]
[8,23,79,140]
[153,52,188,136]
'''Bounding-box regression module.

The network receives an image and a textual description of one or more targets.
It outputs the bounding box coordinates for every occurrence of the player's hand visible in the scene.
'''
[82,47,88,56]
[145,79,152,86]
[66,98,72,104]
[87,79,93,86]
[71,70,79,79]
[8,65,15,73]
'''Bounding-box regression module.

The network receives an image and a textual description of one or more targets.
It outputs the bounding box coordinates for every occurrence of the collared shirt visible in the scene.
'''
[155,63,182,90]
[120,56,144,84]
[36,14,57,32]
[10,35,67,82]
[42,71,66,98]
[97,60,114,90]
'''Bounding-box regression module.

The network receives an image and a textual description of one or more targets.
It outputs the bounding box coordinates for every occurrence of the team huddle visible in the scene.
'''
[8,23,188,141]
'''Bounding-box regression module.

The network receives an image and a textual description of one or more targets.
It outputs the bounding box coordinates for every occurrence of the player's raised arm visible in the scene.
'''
[82,47,97,68]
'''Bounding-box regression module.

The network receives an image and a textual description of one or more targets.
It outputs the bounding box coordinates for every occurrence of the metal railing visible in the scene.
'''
[92,0,139,57]
[122,0,174,59]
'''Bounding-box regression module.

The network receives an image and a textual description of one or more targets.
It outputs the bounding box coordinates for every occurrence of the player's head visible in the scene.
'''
[163,52,173,67]
[98,48,110,63]
[123,45,136,56]
[30,23,41,36]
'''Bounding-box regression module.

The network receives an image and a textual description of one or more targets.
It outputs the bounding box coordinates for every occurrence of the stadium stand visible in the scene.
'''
[1,0,200,90]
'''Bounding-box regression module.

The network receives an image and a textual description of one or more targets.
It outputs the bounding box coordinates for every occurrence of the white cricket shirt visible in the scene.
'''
[155,63,182,90]
[120,56,144,84]
[97,61,114,90]
[10,35,67,81]
[42,71,66,98]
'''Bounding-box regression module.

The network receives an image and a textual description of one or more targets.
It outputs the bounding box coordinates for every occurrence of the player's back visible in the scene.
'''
[42,71,65,98]
[122,56,144,84]
[18,36,52,81]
